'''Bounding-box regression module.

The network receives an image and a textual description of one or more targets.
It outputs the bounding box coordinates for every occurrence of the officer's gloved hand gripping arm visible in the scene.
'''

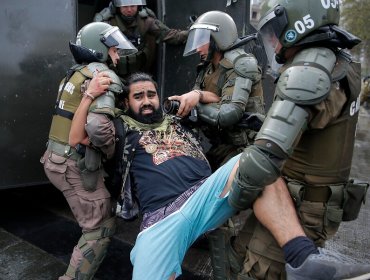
[197,50,261,128]
[228,47,336,210]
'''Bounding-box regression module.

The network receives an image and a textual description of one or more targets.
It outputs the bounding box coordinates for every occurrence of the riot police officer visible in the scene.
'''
[173,10,265,172]
[168,10,265,279]
[40,22,137,280]
[227,0,368,279]
[94,0,188,78]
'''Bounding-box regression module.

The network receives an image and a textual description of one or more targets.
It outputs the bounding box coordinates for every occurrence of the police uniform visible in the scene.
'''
[194,50,264,170]
[234,48,366,280]
[95,7,188,77]
[40,64,117,280]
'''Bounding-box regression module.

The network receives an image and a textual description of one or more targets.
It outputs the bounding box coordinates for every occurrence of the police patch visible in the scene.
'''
[285,30,297,42]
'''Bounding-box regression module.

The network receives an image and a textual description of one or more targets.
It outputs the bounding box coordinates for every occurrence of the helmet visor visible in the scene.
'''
[259,21,279,66]
[257,7,286,65]
[257,6,288,39]
[102,26,137,55]
[183,24,218,56]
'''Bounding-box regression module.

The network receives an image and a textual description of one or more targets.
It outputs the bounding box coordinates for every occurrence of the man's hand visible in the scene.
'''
[85,72,112,99]
[168,90,201,118]
[168,90,220,118]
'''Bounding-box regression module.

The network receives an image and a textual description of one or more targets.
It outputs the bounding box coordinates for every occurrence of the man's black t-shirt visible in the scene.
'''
[130,122,211,213]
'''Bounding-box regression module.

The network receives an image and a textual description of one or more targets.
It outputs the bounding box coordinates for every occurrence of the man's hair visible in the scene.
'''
[123,72,159,98]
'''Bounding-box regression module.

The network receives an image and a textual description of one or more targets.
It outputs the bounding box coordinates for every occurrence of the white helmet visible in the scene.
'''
[113,0,146,7]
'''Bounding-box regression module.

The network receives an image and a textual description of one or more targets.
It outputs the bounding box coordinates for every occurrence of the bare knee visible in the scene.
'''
[219,161,239,198]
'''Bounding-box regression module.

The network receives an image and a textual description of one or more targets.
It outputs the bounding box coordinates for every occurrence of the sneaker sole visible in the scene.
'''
[343,272,370,280]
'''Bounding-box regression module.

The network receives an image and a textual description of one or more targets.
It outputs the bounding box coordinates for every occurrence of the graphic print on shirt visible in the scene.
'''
[139,124,206,165]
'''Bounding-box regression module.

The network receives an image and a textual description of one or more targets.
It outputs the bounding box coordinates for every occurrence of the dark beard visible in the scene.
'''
[126,105,164,124]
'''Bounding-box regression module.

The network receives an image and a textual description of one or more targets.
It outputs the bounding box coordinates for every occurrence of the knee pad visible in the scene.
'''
[69,217,116,280]
[228,146,280,210]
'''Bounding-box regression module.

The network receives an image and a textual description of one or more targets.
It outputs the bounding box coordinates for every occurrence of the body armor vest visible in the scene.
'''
[195,59,232,97]
[48,66,92,144]
[283,53,361,184]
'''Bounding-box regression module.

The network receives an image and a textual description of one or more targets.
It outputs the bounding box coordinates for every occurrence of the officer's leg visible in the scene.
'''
[208,210,251,280]
[60,163,113,280]
[64,217,116,280]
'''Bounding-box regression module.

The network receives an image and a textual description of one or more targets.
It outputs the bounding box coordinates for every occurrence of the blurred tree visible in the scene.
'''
[341,0,370,74]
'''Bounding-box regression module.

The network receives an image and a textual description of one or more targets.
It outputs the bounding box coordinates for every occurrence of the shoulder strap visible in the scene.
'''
[217,63,233,96]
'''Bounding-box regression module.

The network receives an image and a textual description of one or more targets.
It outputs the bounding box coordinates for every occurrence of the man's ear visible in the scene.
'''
[124,98,129,108]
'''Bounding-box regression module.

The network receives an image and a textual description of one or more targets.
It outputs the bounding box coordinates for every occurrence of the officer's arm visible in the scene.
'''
[162,28,189,44]
[93,3,115,22]
[197,51,261,127]
[228,47,336,210]
[196,76,253,127]
[146,13,188,44]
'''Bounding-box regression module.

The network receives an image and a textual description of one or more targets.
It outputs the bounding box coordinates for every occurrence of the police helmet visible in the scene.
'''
[256,0,339,64]
[113,0,146,7]
[183,11,238,56]
[69,22,137,64]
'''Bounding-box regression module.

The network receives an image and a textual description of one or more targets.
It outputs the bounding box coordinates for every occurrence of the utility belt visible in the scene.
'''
[47,139,82,161]
[286,178,369,222]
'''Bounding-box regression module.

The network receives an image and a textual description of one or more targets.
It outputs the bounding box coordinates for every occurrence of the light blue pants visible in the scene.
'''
[130,154,240,279]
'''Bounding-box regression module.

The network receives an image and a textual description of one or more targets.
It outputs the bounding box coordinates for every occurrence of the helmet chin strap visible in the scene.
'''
[106,56,121,72]
[275,47,287,64]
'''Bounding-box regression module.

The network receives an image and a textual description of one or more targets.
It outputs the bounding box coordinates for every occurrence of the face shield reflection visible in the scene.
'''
[102,27,138,55]
[259,22,279,66]
[183,27,212,56]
